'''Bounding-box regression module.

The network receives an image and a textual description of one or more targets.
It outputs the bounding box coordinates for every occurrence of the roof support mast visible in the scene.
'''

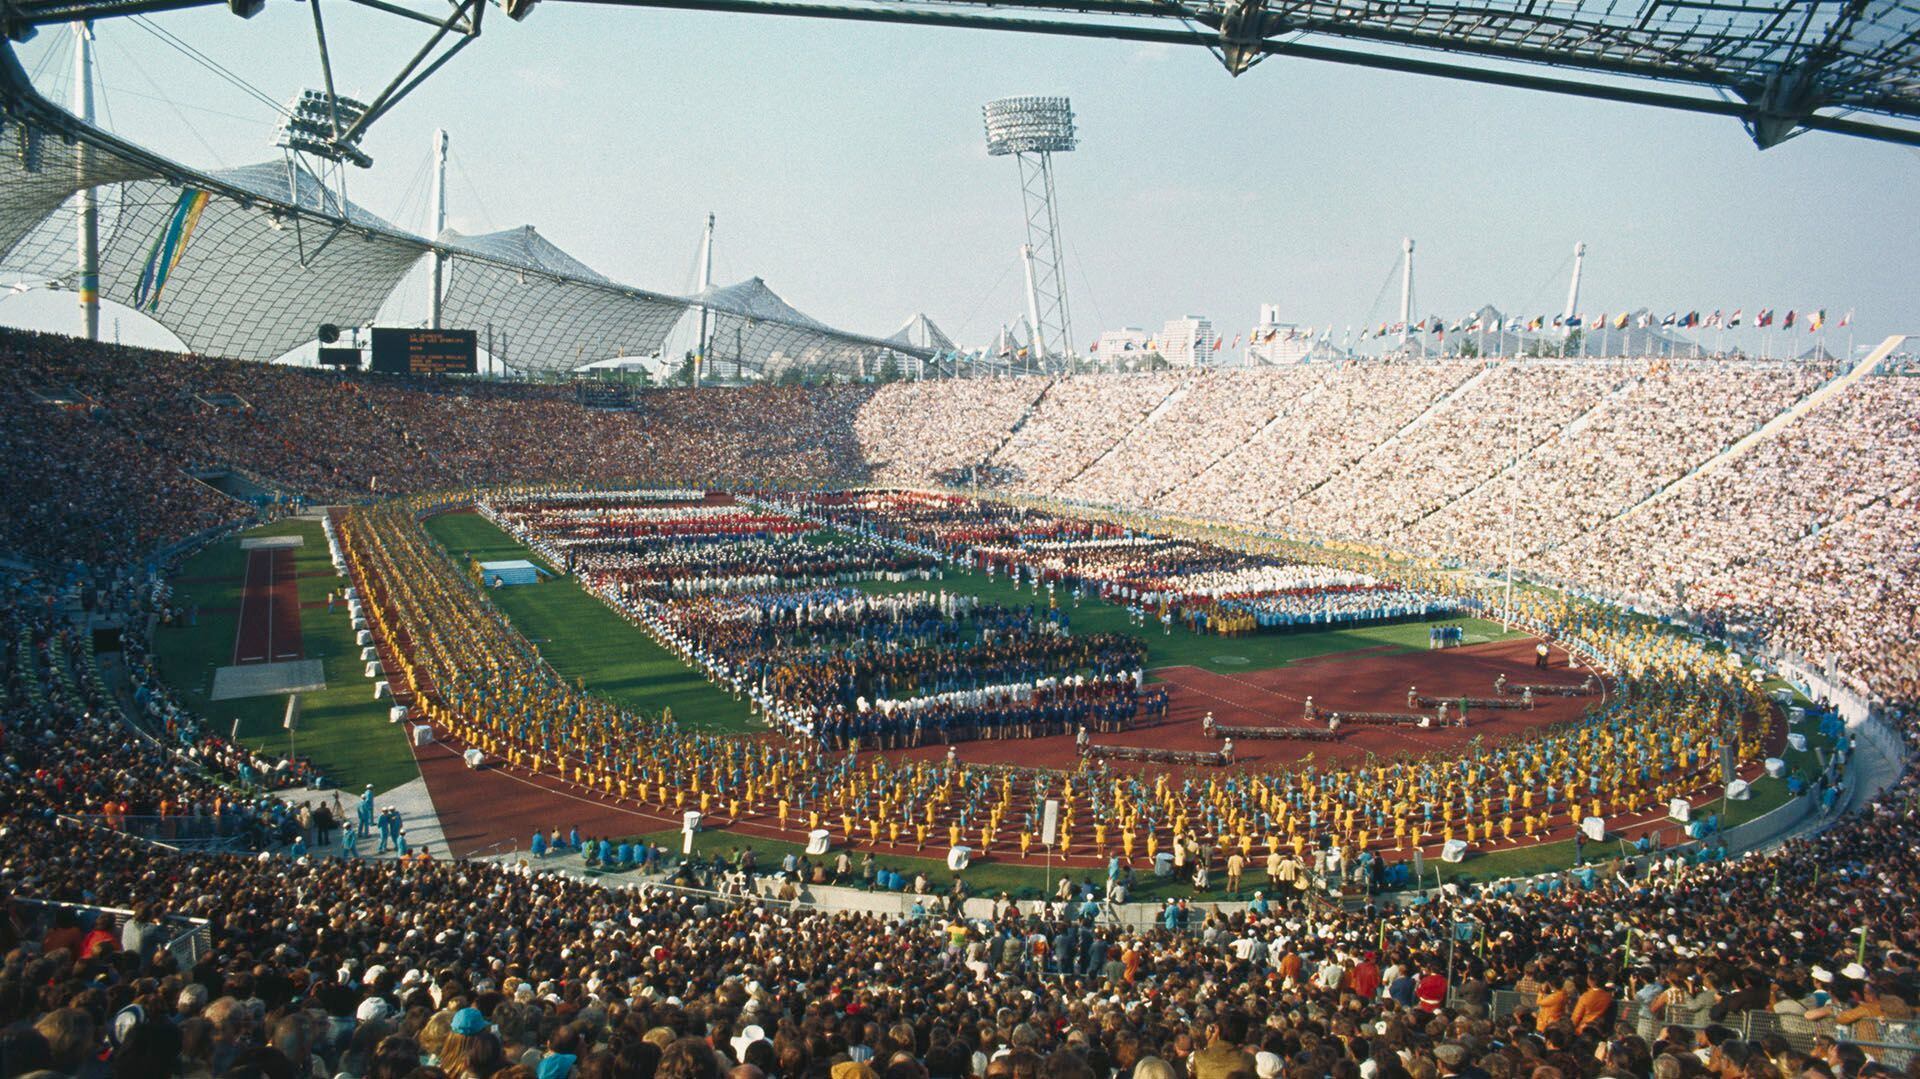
[74,20,98,341]
[429,127,446,329]
[1398,237,1413,348]
[694,211,713,388]
[1563,240,1585,336]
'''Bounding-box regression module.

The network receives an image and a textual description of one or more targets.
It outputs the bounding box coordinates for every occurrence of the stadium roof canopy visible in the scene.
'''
[564,0,1920,147]
[0,46,933,373]
[889,314,957,353]
[0,1,1912,154]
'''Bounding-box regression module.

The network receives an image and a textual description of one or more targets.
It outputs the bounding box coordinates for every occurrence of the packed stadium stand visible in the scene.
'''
[2,325,1917,1079]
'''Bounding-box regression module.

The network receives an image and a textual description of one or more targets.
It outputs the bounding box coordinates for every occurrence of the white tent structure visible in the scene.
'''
[0,49,932,378]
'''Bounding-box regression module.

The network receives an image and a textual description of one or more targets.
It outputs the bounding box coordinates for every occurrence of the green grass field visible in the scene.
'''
[152,517,420,792]
[418,511,1521,733]
[421,512,758,733]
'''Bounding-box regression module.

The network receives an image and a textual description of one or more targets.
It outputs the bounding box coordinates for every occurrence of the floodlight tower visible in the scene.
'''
[984,96,1075,364]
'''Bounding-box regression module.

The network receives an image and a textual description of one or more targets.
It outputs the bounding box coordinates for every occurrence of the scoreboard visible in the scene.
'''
[369,328,477,375]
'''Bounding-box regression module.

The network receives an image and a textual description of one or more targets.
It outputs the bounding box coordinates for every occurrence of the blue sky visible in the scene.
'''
[5,5,1917,354]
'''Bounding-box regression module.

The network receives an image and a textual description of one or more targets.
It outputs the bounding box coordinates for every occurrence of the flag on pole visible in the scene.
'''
[1840,309,1853,327]
[1728,309,1743,327]
[1783,310,1796,329]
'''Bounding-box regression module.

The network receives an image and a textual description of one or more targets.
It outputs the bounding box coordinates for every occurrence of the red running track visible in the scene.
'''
[412,637,1741,865]
[231,548,304,666]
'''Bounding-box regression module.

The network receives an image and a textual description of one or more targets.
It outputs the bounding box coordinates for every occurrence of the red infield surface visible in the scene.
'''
[231,548,304,665]
[886,637,1599,772]
[405,634,1777,866]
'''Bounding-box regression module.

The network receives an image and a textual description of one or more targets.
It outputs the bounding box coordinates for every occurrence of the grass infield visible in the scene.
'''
[152,518,421,792]
[421,512,758,734]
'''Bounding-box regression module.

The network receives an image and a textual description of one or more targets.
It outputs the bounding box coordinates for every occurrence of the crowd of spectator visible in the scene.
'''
[2,325,1912,717]
[5,331,1920,1078]
[0,574,1913,1079]
[844,358,1909,705]
[1540,375,1920,705]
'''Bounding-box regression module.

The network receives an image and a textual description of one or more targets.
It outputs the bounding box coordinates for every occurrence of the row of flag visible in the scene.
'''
[954,304,1857,362]
[1368,307,1851,339]
[1085,326,1336,354]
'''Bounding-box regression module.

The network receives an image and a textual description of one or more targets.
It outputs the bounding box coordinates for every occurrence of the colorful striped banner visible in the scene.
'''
[132,188,210,313]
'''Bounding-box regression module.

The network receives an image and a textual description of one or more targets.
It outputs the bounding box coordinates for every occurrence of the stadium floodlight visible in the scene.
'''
[983,96,1075,365]
[983,95,1076,155]
[275,89,373,168]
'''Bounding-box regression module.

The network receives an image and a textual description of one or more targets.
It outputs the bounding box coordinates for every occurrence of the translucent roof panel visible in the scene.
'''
[441,225,614,283]
[1,50,934,370]
[86,173,428,360]
[437,249,688,371]
[0,120,157,266]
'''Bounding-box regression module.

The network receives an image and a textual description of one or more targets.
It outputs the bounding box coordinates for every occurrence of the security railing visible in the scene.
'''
[13,897,212,969]
[60,812,255,852]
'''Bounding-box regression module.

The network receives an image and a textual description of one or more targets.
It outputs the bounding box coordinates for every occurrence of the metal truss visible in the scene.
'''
[1014,150,1073,361]
[558,0,1920,148]
[4,0,1918,147]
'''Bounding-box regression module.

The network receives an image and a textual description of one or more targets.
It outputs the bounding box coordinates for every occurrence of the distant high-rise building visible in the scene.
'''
[1159,315,1214,368]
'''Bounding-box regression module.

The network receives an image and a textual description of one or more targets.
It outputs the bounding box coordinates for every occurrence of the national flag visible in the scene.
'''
[1757,309,1774,327]
[1706,310,1722,329]
[1615,312,1631,329]
[1231,335,1241,348]
[1212,335,1224,350]
[1808,309,1825,332]
[1637,313,1652,329]
[1840,309,1853,327]
[1565,315,1580,328]
[1728,309,1742,327]
[1089,340,1099,352]
[1783,310,1796,329]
